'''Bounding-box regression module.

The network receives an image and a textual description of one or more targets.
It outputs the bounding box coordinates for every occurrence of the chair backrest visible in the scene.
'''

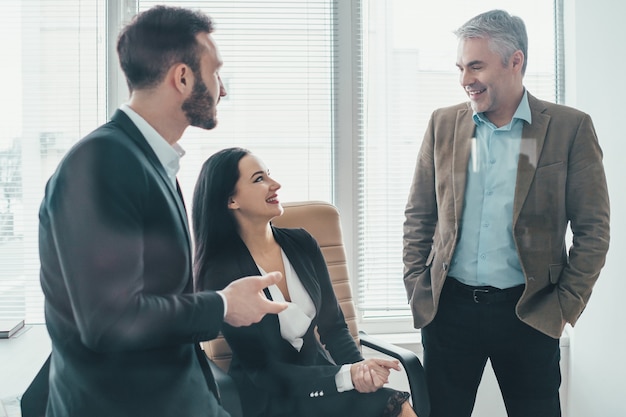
[202,201,359,371]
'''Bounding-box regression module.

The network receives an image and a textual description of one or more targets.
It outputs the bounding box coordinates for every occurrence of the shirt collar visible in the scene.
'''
[473,89,532,128]
[119,104,185,186]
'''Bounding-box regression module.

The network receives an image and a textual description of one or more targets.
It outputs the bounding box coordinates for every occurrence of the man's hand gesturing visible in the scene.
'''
[221,271,288,327]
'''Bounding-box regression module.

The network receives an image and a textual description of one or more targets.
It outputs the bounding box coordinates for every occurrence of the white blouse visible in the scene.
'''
[258,249,354,392]
[258,250,316,351]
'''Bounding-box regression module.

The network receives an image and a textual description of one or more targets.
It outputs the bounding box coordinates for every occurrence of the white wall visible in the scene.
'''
[565,0,626,416]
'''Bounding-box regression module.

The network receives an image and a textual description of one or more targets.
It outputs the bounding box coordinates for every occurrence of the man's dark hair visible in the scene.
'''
[117,6,214,92]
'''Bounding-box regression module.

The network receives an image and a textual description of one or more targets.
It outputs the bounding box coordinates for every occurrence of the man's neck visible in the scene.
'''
[127,93,187,145]
[484,87,525,128]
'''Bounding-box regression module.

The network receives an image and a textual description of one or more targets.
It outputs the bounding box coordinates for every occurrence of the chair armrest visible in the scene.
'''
[207,360,243,417]
[359,331,430,417]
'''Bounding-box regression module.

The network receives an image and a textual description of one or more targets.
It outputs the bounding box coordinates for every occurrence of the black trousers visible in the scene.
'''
[421,278,561,417]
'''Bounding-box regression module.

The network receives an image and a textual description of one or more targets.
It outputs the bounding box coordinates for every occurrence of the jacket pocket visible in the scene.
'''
[549,263,564,284]
[425,246,435,267]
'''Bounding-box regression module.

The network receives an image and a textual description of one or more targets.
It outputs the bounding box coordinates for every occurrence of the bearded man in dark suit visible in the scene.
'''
[38,6,287,417]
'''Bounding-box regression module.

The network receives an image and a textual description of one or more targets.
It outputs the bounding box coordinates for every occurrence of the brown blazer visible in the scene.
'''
[403,92,610,339]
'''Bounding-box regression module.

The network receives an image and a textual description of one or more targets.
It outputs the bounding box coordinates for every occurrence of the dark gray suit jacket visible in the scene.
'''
[39,110,227,416]
[198,227,365,417]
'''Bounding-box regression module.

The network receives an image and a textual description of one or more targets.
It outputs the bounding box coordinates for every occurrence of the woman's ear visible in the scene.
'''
[228,197,239,210]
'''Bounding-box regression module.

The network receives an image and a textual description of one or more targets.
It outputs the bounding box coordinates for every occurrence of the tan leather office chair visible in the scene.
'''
[202,201,430,417]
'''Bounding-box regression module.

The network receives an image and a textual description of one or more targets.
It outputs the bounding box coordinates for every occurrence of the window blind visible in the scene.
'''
[0,0,106,323]
[137,0,337,207]
[357,0,560,320]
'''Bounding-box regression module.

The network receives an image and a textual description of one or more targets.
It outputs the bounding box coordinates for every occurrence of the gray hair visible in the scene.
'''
[454,9,528,75]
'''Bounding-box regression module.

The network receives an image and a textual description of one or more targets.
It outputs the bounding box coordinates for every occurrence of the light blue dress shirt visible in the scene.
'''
[448,91,531,289]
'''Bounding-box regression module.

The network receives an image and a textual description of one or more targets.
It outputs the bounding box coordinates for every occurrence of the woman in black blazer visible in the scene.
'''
[192,147,416,417]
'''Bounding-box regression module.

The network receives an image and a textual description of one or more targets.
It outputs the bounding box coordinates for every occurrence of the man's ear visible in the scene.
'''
[511,50,524,73]
[173,64,193,93]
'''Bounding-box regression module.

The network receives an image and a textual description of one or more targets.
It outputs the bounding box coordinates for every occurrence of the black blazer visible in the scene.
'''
[198,227,363,417]
[38,110,227,417]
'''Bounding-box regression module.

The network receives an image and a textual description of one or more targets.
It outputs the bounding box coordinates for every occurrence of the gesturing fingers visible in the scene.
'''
[222,272,288,327]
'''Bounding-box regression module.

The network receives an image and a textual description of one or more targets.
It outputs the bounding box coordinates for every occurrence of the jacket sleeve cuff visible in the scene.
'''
[335,364,355,392]
[216,290,227,319]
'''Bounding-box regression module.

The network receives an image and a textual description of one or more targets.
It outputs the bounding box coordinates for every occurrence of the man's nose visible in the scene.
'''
[219,76,227,97]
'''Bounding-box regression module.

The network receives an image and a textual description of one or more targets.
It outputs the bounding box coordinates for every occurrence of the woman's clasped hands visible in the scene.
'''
[350,358,401,393]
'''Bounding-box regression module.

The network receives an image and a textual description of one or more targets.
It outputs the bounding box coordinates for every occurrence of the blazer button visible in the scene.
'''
[319,390,324,397]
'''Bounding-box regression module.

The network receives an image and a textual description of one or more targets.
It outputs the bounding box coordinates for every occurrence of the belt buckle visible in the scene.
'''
[472,288,490,303]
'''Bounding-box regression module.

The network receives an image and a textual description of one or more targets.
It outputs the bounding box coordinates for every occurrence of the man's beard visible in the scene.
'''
[182,75,217,130]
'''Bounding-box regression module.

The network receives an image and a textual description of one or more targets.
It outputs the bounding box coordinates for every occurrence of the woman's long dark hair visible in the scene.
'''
[192,147,250,287]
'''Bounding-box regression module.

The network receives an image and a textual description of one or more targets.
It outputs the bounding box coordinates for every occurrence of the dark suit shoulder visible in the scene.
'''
[60,120,140,162]
[199,227,321,292]
[272,226,312,240]
[272,226,319,251]
[53,134,146,194]
[63,109,151,162]
[198,237,255,291]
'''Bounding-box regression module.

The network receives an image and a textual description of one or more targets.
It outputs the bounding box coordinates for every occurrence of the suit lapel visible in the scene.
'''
[513,94,550,225]
[109,110,192,253]
[237,229,323,312]
[453,106,476,222]
[275,229,323,309]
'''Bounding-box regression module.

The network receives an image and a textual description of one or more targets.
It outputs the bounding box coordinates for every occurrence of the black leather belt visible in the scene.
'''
[445,277,524,304]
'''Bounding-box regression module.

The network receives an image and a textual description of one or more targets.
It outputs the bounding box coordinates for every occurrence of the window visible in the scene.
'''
[0,0,106,323]
[2,1,560,330]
